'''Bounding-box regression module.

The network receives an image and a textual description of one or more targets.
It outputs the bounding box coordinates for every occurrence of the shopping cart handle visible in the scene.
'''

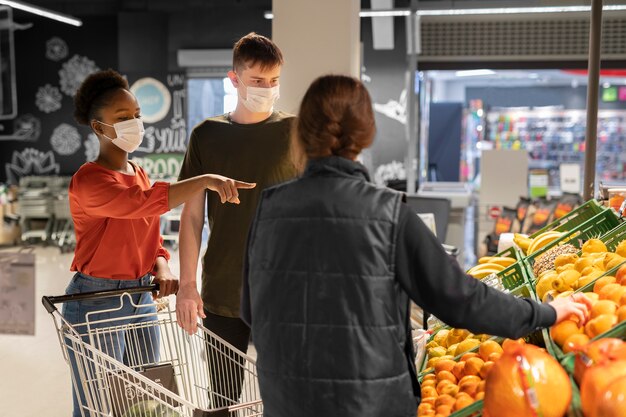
[42,284,159,313]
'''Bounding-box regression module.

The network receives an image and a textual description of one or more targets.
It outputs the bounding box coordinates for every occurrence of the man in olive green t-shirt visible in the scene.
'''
[176,33,296,407]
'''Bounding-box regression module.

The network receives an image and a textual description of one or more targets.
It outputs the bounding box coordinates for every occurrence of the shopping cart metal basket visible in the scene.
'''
[42,286,262,417]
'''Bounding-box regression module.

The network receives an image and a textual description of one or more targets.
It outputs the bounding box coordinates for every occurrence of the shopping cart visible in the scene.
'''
[50,177,75,253]
[42,286,262,417]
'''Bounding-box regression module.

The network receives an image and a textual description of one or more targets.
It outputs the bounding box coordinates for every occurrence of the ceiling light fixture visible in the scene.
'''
[0,0,82,26]
[264,5,626,20]
[455,69,496,77]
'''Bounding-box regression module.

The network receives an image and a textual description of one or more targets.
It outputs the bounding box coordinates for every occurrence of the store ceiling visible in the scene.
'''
[21,0,626,17]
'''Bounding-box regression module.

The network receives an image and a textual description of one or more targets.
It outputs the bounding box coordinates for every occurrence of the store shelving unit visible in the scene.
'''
[485,108,626,189]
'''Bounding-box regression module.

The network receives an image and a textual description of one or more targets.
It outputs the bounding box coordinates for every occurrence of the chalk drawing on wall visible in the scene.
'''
[35,84,62,113]
[59,55,99,97]
[5,148,60,184]
[130,77,171,123]
[46,37,68,62]
[374,89,407,125]
[50,123,81,155]
[84,133,99,162]
[374,160,406,186]
[0,114,42,142]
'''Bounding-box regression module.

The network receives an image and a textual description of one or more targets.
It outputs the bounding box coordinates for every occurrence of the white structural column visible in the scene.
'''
[272,0,361,113]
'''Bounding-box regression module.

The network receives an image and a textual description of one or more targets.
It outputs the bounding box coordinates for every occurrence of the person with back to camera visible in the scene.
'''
[64,69,255,417]
[240,74,592,417]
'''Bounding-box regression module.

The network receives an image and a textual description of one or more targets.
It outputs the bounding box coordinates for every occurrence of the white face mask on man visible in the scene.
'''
[96,118,145,153]
[237,75,280,113]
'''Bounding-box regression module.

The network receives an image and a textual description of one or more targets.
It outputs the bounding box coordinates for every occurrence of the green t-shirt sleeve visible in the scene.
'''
[178,129,203,181]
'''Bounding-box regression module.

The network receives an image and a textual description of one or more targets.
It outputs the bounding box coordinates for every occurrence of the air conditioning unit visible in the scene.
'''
[177,49,233,67]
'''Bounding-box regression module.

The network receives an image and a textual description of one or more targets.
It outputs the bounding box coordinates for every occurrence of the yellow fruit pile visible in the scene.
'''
[535,239,626,301]
[424,329,491,367]
[466,256,515,279]
[417,340,507,417]
[514,230,564,255]
[550,265,626,353]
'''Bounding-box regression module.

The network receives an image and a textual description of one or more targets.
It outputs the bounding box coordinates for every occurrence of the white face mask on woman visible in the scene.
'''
[96,118,145,153]
[237,75,280,113]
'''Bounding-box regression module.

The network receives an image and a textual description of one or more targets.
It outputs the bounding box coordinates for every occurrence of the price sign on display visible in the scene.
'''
[488,206,502,220]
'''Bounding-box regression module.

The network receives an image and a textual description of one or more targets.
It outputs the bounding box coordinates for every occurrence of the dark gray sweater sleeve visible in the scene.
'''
[395,202,556,339]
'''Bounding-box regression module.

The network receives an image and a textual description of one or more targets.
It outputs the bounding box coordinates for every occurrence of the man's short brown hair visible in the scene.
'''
[233,32,284,71]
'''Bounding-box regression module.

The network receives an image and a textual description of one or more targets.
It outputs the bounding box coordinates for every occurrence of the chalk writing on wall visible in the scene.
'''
[136,88,187,154]
[50,123,81,155]
[131,154,184,178]
[5,148,60,184]
[45,37,68,62]
[167,74,185,88]
[35,84,62,113]
[59,54,99,97]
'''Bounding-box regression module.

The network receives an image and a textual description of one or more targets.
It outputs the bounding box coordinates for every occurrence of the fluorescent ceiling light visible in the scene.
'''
[264,5,626,19]
[455,69,496,77]
[0,0,82,26]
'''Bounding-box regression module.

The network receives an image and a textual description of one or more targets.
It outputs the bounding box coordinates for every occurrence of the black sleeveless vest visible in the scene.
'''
[248,156,416,417]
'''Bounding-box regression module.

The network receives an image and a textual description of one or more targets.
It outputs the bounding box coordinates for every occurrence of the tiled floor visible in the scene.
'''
[0,243,217,417]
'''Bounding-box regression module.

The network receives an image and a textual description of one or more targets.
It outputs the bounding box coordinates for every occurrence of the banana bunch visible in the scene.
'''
[467,257,514,279]
[514,231,564,255]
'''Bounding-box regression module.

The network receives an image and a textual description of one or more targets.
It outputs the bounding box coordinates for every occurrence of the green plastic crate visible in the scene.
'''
[544,259,626,361]
[418,285,542,375]
[529,199,608,239]
[525,208,621,275]
[498,259,532,291]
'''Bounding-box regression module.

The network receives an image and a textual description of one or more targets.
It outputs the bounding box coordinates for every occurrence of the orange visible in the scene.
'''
[478,340,503,362]
[479,361,495,379]
[434,359,457,374]
[463,357,485,377]
[422,385,438,399]
[585,314,618,339]
[452,361,465,380]
[437,370,457,385]
[502,338,526,350]
[488,352,502,362]
[562,333,590,354]
[417,402,434,416]
[460,353,479,362]
[436,379,453,395]
[599,283,622,299]
[423,373,437,382]
[453,395,474,412]
[435,394,456,408]
[421,397,437,407]
[594,276,617,294]
[608,286,626,304]
[435,404,452,416]
[439,383,459,397]
[616,263,626,284]
[459,375,481,386]
[474,392,485,401]
[550,319,581,347]
[591,300,619,318]
[618,305,626,322]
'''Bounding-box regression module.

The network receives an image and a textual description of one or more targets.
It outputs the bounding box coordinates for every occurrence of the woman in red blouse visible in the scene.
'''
[64,69,254,417]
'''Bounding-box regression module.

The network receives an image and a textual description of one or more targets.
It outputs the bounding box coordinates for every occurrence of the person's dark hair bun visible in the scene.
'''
[73,69,129,125]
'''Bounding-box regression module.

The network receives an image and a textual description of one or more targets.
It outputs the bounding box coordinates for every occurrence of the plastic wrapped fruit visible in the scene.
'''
[483,343,571,417]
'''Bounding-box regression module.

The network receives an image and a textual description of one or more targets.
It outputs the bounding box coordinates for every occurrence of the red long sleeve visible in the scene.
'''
[69,162,171,279]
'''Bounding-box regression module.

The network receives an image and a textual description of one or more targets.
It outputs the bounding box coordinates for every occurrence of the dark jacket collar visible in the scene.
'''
[303,156,371,182]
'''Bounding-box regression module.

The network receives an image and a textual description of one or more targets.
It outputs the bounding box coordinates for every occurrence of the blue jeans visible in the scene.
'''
[62,272,160,417]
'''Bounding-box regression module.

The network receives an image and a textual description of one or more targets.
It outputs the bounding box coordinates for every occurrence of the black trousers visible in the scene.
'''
[203,310,251,410]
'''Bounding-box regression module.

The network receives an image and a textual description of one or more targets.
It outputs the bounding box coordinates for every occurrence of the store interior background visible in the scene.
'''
[1,0,626,416]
